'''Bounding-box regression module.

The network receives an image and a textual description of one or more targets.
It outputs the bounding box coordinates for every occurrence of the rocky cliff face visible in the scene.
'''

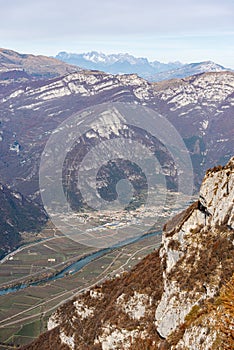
[1,68,234,201]
[21,157,234,350]
[155,157,234,348]
[0,183,47,258]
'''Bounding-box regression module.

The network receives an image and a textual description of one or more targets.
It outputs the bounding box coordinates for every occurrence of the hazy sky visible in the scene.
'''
[1,0,234,67]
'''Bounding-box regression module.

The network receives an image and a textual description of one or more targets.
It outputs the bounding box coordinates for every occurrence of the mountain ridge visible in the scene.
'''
[21,157,234,349]
[0,49,233,266]
[55,51,231,81]
[1,69,233,200]
[0,48,80,79]
[0,48,233,348]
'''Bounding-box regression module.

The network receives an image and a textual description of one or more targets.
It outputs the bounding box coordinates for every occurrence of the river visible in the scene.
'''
[0,230,161,296]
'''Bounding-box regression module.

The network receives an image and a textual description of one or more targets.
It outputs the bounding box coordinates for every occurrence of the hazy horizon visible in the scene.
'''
[1,0,234,68]
[1,46,233,69]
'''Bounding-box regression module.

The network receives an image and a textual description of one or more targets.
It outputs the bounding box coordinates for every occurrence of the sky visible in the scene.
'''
[0,0,234,67]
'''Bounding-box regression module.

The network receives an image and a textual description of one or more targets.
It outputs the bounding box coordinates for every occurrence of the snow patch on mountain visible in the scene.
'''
[152,61,231,81]
[56,52,232,81]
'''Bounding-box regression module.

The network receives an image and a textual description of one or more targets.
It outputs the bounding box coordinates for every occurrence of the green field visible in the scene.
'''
[0,232,162,347]
[0,192,192,347]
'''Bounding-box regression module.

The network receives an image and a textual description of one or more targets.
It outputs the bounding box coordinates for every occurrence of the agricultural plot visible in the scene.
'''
[0,233,162,347]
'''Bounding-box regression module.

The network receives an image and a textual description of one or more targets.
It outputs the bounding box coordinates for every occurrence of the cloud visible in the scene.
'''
[0,0,233,67]
[0,0,233,40]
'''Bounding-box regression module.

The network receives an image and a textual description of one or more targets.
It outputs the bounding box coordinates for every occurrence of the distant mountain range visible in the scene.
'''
[1,58,233,198]
[0,48,79,79]
[0,48,233,348]
[0,47,234,258]
[0,48,230,82]
[55,51,231,81]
